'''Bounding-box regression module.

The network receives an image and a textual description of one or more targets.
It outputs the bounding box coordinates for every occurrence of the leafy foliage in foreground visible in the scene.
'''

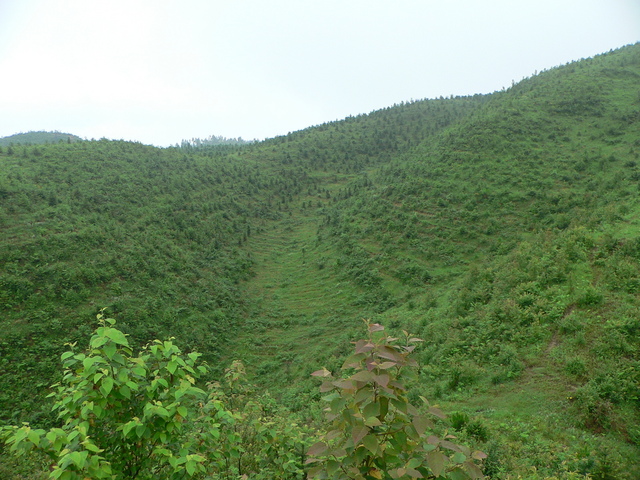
[1,312,234,479]
[307,322,485,479]
[2,317,477,480]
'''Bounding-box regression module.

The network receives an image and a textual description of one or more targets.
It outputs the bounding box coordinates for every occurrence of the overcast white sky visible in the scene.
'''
[0,1,638,147]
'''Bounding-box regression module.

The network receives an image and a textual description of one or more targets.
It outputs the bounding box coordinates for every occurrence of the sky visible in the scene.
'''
[0,1,638,147]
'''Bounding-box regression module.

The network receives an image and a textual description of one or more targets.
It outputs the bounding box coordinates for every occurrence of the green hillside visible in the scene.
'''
[1,43,639,479]
[0,131,83,146]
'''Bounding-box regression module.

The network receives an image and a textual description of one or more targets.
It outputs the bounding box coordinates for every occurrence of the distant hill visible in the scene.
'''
[0,130,83,146]
[178,134,254,148]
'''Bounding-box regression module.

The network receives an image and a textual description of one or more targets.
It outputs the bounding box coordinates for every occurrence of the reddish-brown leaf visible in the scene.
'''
[333,379,355,390]
[351,370,373,383]
[406,468,423,478]
[426,450,447,477]
[412,415,433,436]
[307,441,328,457]
[377,361,398,369]
[319,381,335,393]
[351,425,369,445]
[441,440,461,452]
[463,460,485,479]
[426,435,440,445]
[428,406,446,420]
[472,450,488,460]
[373,373,390,387]
[354,340,375,354]
[377,346,404,362]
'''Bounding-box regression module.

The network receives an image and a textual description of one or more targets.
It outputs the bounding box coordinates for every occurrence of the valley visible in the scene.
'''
[1,43,639,479]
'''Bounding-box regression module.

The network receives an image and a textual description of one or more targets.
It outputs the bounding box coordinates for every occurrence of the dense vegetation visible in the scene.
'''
[178,135,254,148]
[0,131,83,146]
[1,43,639,478]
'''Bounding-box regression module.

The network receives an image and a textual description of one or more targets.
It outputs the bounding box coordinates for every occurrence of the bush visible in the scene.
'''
[1,311,234,479]
[306,322,486,479]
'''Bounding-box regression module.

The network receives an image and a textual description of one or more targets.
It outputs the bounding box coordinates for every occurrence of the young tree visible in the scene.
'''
[1,311,234,479]
[306,322,486,480]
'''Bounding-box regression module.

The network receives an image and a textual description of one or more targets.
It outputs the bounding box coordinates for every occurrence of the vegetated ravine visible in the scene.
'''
[1,43,639,478]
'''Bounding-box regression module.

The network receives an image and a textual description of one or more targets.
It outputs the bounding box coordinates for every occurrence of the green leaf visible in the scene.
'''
[126,380,140,391]
[61,351,74,361]
[452,451,467,464]
[90,335,108,348]
[379,396,389,420]
[104,328,128,346]
[362,434,378,454]
[155,406,170,417]
[365,416,382,427]
[27,429,42,447]
[427,450,447,477]
[119,385,131,399]
[167,360,178,375]
[326,460,340,475]
[354,386,372,404]
[446,466,471,480]
[45,431,58,444]
[100,377,114,396]
[363,401,380,419]
[103,342,117,360]
[84,442,102,453]
[390,397,408,413]
[69,450,87,468]
[82,356,96,370]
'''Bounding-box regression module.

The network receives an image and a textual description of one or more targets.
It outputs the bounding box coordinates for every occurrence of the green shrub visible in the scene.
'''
[449,412,470,431]
[306,322,486,479]
[1,311,234,479]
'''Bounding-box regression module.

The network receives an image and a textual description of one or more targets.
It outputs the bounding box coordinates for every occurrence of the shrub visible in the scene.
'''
[1,311,234,479]
[306,321,485,479]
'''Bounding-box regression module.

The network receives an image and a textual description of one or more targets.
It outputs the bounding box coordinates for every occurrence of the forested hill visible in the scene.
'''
[1,43,639,479]
[0,131,83,146]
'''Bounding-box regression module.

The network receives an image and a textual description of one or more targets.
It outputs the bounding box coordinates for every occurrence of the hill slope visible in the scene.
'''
[1,43,639,479]
[0,131,83,146]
